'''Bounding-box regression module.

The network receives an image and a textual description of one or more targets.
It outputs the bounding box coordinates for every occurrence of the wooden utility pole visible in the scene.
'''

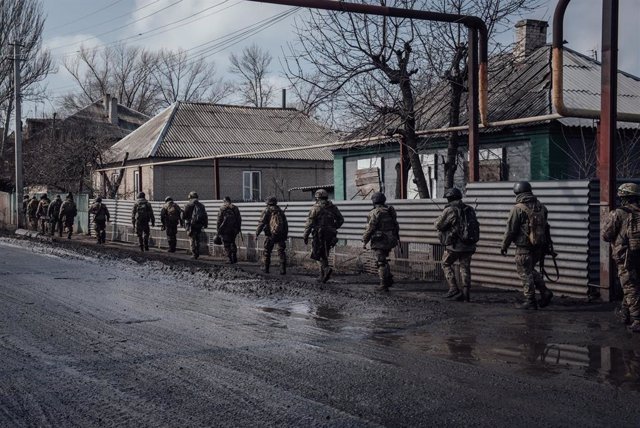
[12,42,23,228]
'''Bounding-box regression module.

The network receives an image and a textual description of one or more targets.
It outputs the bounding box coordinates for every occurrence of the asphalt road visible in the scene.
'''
[1,237,639,427]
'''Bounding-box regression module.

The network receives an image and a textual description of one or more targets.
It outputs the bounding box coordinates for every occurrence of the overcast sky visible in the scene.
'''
[28,0,640,118]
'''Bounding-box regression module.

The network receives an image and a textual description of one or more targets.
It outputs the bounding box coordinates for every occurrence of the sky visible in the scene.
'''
[26,0,640,118]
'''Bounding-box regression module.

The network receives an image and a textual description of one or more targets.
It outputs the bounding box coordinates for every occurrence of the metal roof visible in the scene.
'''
[105,102,336,163]
[337,45,640,150]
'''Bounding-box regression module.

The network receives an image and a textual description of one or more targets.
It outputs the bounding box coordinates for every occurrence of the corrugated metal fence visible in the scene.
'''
[99,180,596,297]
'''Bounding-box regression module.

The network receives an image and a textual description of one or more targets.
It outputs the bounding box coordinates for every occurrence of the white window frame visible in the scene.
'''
[133,170,140,196]
[243,171,262,201]
[408,154,438,199]
[357,157,382,170]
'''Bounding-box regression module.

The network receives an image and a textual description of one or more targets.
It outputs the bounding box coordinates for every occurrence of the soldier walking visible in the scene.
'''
[131,192,155,251]
[59,193,77,239]
[216,196,242,264]
[48,195,63,237]
[27,195,39,230]
[22,194,30,227]
[89,196,110,244]
[500,181,554,310]
[602,183,640,333]
[362,192,399,292]
[183,191,208,260]
[303,189,344,283]
[160,196,183,253]
[435,188,479,301]
[36,194,50,234]
[256,196,288,274]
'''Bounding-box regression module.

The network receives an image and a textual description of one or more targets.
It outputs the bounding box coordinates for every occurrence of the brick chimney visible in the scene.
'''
[109,97,118,126]
[514,20,548,61]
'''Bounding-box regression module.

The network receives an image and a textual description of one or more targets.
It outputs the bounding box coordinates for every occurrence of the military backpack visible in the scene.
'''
[268,207,288,239]
[192,202,208,228]
[135,201,151,223]
[166,203,180,222]
[621,206,640,252]
[456,205,480,245]
[516,202,546,247]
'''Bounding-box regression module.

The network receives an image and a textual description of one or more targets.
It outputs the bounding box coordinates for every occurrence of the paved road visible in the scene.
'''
[1,238,639,427]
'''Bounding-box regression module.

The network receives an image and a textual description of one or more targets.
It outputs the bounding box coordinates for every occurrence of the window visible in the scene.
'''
[479,148,505,181]
[243,171,261,201]
[357,157,381,170]
[408,154,438,199]
[133,170,140,196]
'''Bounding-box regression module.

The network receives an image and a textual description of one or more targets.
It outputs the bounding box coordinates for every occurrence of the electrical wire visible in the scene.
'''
[47,0,127,32]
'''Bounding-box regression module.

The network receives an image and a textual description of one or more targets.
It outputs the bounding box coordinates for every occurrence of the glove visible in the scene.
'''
[151,223,155,228]
[303,236,309,245]
[362,241,368,250]
[500,247,508,257]
[161,225,165,231]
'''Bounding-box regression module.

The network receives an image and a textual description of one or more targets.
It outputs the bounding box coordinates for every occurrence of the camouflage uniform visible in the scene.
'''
[256,199,288,274]
[216,199,242,263]
[36,196,50,234]
[27,196,39,231]
[160,198,183,253]
[89,199,110,244]
[48,196,63,237]
[22,195,30,225]
[303,190,344,283]
[363,198,399,292]
[602,190,640,332]
[435,197,476,301]
[501,185,553,309]
[183,193,208,259]
[59,194,77,239]
[131,194,155,251]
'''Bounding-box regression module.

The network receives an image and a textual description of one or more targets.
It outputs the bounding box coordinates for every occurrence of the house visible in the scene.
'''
[20,94,149,194]
[98,102,336,201]
[332,20,640,200]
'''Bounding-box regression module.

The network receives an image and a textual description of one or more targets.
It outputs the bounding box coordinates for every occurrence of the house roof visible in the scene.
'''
[105,102,337,163]
[337,45,640,150]
[72,98,149,129]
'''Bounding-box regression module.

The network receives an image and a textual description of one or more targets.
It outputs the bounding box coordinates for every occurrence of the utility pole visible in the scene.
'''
[12,42,23,228]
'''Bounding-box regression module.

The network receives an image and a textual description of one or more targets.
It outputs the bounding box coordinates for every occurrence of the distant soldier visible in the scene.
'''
[435,188,479,302]
[131,192,155,252]
[501,181,554,310]
[59,192,78,239]
[22,195,30,227]
[183,191,208,260]
[27,195,39,230]
[362,192,399,292]
[303,189,344,283]
[36,194,50,234]
[160,196,183,253]
[89,196,110,244]
[216,196,242,264]
[256,196,288,274]
[48,195,63,237]
[602,183,640,333]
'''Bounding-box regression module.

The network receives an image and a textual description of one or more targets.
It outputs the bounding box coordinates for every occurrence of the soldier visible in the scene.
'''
[216,196,242,264]
[362,192,399,292]
[35,194,50,234]
[48,195,63,237]
[256,196,288,274]
[602,183,640,333]
[59,192,77,239]
[500,181,554,310]
[131,192,155,252]
[89,196,110,244]
[160,196,184,253]
[27,195,39,230]
[22,194,30,227]
[183,191,208,260]
[435,188,479,301]
[303,189,344,283]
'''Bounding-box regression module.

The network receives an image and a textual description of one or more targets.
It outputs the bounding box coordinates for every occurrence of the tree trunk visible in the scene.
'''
[444,45,467,191]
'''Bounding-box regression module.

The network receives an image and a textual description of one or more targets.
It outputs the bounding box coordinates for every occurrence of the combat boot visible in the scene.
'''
[376,279,389,292]
[317,266,325,283]
[445,288,461,299]
[322,267,333,283]
[138,237,145,251]
[628,320,640,333]
[231,252,238,264]
[262,261,270,274]
[538,289,553,308]
[615,306,631,325]
[516,300,538,310]
[463,286,470,302]
[279,260,286,275]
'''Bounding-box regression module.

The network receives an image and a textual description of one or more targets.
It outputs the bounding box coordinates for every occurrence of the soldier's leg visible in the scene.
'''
[620,264,640,332]
[167,223,177,252]
[143,224,150,250]
[67,221,73,239]
[375,249,392,291]
[515,252,537,309]
[459,252,472,302]
[262,238,273,272]
[223,240,233,263]
[277,240,287,275]
[137,228,144,251]
[531,252,553,307]
[230,240,238,264]
[442,250,462,299]
[94,223,101,243]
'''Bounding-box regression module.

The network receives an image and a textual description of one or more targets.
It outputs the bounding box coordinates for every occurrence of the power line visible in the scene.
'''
[47,0,126,32]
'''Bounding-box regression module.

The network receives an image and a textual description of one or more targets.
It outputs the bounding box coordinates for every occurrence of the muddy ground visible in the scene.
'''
[0,233,639,427]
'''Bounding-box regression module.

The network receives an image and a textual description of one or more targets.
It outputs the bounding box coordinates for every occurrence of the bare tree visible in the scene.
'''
[152,48,232,106]
[229,43,274,108]
[287,0,543,197]
[0,0,52,166]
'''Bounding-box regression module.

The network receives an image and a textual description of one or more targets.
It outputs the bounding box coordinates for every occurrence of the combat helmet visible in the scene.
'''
[371,192,386,205]
[444,187,462,202]
[188,191,199,199]
[40,194,48,200]
[314,189,329,200]
[266,196,278,205]
[137,192,145,199]
[164,196,173,202]
[513,181,532,195]
[617,183,640,198]
[95,196,102,203]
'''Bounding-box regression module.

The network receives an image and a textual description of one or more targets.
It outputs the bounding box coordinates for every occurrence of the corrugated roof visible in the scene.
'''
[338,45,640,149]
[72,99,149,128]
[105,102,336,163]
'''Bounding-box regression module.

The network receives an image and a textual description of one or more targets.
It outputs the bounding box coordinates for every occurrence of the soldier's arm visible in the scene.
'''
[435,207,455,232]
[235,207,242,230]
[131,205,137,225]
[362,212,376,245]
[334,206,344,229]
[256,209,268,236]
[501,206,521,250]
[601,209,620,242]
[160,207,167,226]
[216,208,224,231]
[390,206,400,238]
[105,206,110,221]
[303,207,318,240]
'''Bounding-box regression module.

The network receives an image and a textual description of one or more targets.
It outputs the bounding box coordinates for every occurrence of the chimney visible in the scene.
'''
[109,97,118,126]
[282,88,287,109]
[514,19,548,61]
